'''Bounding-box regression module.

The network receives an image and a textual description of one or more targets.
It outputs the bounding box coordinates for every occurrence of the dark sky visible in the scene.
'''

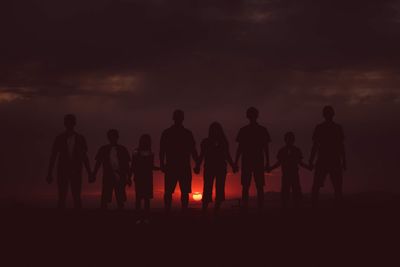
[1,0,399,201]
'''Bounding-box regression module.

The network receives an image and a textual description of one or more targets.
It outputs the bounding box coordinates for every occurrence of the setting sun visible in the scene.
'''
[192,192,202,201]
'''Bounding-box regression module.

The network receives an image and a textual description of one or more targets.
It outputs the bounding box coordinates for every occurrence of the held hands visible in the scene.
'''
[126,178,132,187]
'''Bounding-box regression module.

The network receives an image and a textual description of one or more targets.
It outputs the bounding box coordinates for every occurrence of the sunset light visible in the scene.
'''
[192,192,202,201]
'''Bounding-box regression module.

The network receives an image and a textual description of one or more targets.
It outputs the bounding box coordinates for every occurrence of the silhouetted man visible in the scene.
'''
[160,110,198,212]
[235,107,271,209]
[309,106,346,207]
[46,114,91,209]
[91,129,131,210]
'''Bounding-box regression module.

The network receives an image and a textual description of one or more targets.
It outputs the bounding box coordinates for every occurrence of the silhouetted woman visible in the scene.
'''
[195,122,237,212]
[130,134,159,222]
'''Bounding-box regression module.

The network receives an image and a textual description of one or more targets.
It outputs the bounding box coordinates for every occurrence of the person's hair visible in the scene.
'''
[173,109,184,121]
[246,107,259,119]
[208,122,228,148]
[284,131,295,144]
[323,105,335,119]
[107,129,119,140]
[138,134,151,151]
[64,114,76,124]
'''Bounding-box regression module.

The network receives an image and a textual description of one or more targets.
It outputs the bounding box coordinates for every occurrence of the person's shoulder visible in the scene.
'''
[278,146,287,154]
[75,132,87,141]
[293,145,302,153]
[257,124,269,133]
[162,126,173,135]
[333,121,343,129]
[118,144,129,152]
[183,126,193,135]
[99,144,110,151]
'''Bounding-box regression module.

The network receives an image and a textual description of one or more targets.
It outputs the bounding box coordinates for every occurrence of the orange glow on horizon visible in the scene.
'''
[192,192,202,201]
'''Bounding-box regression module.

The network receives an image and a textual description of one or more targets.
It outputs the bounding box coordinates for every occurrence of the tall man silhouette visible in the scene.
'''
[46,114,91,209]
[235,107,271,209]
[160,110,198,212]
[309,106,346,207]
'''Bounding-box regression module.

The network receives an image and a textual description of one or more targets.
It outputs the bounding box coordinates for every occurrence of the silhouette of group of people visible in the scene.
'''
[47,106,346,216]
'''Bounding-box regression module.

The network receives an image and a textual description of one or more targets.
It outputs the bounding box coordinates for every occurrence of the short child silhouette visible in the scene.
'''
[269,132,310,208]
[130,134,160,223]
[92,129,131,210]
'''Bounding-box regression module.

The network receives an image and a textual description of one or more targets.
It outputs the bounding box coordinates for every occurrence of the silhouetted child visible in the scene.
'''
[269,132,310,208]
[92,129,131,210]
[130,134,159,223]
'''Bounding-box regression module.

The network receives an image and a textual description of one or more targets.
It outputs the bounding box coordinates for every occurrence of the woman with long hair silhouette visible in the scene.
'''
[195,122,237,212]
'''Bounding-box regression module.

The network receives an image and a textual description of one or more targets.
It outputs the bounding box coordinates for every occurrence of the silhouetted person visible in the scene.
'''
[194,122,237,212]
[235,107,271,209]
[46,114,91,209]
[130,134,160,222]
[92,129,130,209]
[269,132,310,208]
[309,106,346,207]
[160,110,199,212]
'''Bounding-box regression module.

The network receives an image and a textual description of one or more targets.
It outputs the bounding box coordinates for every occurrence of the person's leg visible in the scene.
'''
[281,176,290,208]
[202,170,214,211]
[330,169,343,203]
[135,193,142,211]
[70,176,82,210]
[164,173,177,213]
[312,166,327,208]
[255,169,265,209]
[179,174,192,211]
[241,169,251,209]
[292,174,302,208]
[101,179,112,210]
[57,176,68,209]
[215,170,227,211]
[115,182,125,209]
[144,198,150,212]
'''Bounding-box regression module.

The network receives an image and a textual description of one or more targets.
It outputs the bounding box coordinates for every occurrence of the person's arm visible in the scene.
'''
[91,148,103,183]
[309,126,319,168]
[46,137,59,184]
[299,161,311,170]
[340,127,346,171]
[309,142,318,168]
[159,133,166,173]
[264,143,270,171]
[268,161,281,172]
[190,132,199,163]
[194,141,204,174]
[82,137,91,181]
[234,144,242,169]
[225,144,237,173]
[91,159,101,183]
[129,152,136,179]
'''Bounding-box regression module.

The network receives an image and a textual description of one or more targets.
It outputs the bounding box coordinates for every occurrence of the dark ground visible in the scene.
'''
[1,193,400,267]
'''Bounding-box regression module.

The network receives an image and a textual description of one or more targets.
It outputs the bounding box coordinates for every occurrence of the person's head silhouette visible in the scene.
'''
[209,122,226,143]
[139,134,152,151]
[323,105,335,121]
[246,107,259,124]
[107,129,119,145]
[64,114,76,131]
[173,109,184,126]
[284,132,295,146]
